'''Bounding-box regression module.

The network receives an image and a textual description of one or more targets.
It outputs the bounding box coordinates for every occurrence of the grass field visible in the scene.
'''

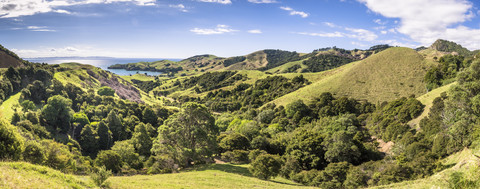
[0,162,93,189]
[270,47,430,106]
[0,92,21,121]
[110,164,314,189]
[408,82,456,128]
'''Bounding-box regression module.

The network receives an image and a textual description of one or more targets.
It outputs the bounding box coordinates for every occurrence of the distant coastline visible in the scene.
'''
[25,57,181,76]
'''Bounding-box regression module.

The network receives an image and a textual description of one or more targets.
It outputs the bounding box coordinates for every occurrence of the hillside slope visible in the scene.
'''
[271,47,429,106]
[0,45,24,68]
[0,162,93,189]
[371,148,480,189]
[110,164,314,189]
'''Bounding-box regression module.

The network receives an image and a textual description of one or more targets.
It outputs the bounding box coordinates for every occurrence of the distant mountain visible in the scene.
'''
[429,39,472,56]
[0,45,24,68]
[108,45,391,76]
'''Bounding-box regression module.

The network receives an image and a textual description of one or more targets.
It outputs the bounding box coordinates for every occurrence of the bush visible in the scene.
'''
[146,155,176,174]
[97,86,115,97]
[95,150,123,173]
[91,166,112,188]
[0,119,24,160]
[23,140,47,164]
[221,150,249,164]
[249,154,283,180]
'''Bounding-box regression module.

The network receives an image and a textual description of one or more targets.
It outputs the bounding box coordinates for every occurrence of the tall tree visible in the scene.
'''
[106,110,126,141]
[40,95,73,134]
[131,123,152,156]
[97,121,113,150]
[153,102,218,167]
[79,124,99,157]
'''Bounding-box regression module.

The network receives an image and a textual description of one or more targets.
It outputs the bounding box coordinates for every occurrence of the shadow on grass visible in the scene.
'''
[189,164,303,187]
[192,164,252,177]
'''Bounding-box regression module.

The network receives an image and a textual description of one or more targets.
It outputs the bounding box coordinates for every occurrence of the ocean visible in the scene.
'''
[24,57,181,76]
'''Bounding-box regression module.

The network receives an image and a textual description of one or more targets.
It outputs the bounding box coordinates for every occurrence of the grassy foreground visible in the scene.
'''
[0,162,93,189]
[110,164,313,189]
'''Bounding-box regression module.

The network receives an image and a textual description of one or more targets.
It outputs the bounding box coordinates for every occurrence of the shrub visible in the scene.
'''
[23,140,47,164]
[249,154,283,180]
[221,150,249,164]
[97,86,115,97]
[95,150,123,173]
[0,119,24,160]
[91,166,112,188]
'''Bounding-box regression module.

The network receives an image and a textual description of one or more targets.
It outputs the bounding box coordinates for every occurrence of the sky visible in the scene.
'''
[1,0,480,58]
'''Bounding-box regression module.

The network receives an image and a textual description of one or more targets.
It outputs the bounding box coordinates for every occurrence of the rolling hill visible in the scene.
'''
[270,47,430,106]
[0,44,24,68]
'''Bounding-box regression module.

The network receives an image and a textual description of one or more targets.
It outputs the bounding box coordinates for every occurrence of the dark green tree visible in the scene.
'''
[131,123,152,156]
[97,86,115,96]
[79,124,99,157]
[97,121,113,150]
[40,95,73,134]
[249,154,283,180]
[153,102,218,167]
[106,110,126,141]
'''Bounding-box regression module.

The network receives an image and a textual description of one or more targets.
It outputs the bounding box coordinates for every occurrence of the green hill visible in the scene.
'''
[271,47,429,106]
[430,39,472,56]
[0,162,93,189]
[110,164,313,189]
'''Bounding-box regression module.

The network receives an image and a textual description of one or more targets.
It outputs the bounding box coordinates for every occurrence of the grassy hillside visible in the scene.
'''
[110,164,313,189]
[0,93,21,121]
[0,44,24,68]
[0,162,93,189]
[271,47,429,106]
[408,82,455,128]
[371,148,480,189]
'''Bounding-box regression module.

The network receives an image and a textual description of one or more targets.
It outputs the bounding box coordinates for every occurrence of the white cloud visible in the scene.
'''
[324,22,339,28]
[280,6,309,18]
[248,29,262,34]
[27,26,56,32]
[296,26,377,42]
[0,0,156,18]
[345,27,378,41]
[191,24,238,35]
[358,0,480,49]
[197,0,232,4]
[169,4,188,12]
[248,0,278,3]
[296,32,345,38]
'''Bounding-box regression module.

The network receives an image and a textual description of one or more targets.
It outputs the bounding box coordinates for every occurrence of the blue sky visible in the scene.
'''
[1,0,480,58]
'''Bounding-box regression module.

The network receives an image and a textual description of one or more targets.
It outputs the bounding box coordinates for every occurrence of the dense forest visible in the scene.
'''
[2,41,480,188]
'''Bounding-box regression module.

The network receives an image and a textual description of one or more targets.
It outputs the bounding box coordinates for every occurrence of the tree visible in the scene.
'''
[218,133,250,152]
[79,124,98,157]
[95,150,123,173]
[97,121,113,150]
[153,102,218,167]
[107,110,126,141]
[23,140,46,164]
[131,123,152,156]
[111,140,142,169]
[97,86,115,96]
[286,128,326,170]
[142,107,158,127]
[249,154,283,180]
[20,100,35,112]
[40,95,73,134]
[72,112,90,127]
[0,119,24,160]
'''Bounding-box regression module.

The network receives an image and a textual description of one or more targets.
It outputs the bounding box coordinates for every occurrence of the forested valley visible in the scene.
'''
[2,40,480,189]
